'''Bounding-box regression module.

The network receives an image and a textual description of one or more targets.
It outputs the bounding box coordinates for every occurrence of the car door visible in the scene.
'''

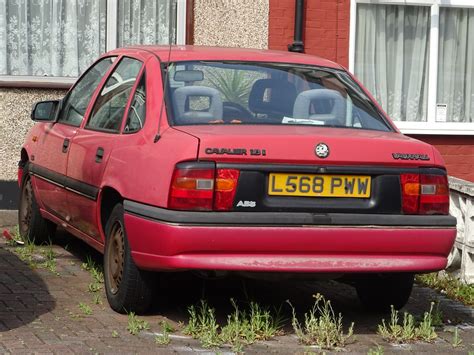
[32,57,116,221]
[66,56,144,240]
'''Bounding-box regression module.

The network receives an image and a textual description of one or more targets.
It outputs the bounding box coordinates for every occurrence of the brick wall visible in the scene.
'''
[409,135,474,183]
[268,0,350,67]
[268,1,474,183]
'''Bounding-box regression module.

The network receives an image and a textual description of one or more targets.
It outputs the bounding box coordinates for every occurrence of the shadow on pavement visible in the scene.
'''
[54,228,473,336]
[0,244,56,332]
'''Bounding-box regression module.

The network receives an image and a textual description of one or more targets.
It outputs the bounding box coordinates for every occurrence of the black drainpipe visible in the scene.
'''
[288,0,305,53]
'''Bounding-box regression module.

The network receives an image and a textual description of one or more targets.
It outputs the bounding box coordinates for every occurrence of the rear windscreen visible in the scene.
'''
[165,61,393,132]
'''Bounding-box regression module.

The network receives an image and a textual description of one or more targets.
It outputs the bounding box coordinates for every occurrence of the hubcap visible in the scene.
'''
[106,221,125,295]
[19,179,33,238]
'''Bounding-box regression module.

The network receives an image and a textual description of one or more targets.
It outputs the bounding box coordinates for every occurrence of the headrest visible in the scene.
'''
[173,86,223,123]
[248,79,297,117]
[292,89,346,122]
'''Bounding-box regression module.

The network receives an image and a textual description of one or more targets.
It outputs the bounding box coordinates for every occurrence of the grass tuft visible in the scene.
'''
[377,303,437,343]
[127,312,150,335]
[288,294,354,350]
[183,300,221,348]
[416,273,474,306]
[78,302,92,316]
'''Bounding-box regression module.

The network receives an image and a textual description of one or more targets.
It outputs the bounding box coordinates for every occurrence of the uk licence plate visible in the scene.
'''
[268,173,371,198]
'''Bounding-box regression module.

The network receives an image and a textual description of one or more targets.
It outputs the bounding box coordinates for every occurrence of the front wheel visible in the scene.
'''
[355,273,414,312]
[104,203,153,314]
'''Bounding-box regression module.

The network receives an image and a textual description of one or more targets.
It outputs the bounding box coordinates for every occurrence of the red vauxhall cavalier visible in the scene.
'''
[19,46,456,313]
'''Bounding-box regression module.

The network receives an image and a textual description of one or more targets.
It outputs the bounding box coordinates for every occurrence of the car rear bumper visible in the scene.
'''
[124,200,457,273]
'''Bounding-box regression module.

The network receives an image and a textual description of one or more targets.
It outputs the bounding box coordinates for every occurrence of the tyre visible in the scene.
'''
[18,175,56,244]
[104,203,153,314]
[355,273,414,312]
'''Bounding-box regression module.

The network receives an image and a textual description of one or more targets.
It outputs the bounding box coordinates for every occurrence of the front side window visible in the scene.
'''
[58,57,116,127]
[165,61,392,132]
[87,57,142,132]
[0,0,106,77]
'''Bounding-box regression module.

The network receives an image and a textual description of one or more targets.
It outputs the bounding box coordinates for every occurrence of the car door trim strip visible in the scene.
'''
[29,163,99,201]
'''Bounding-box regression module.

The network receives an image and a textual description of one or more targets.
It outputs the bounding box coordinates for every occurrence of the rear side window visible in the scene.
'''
[87,57,142,132]
[124,73,146,133]
[58,57,116,127]
[166,61,392,132]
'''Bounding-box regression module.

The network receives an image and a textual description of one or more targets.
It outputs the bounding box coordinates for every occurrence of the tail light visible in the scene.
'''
[168,163,240,211]
[401,173,449,215]
[214,169,240,211]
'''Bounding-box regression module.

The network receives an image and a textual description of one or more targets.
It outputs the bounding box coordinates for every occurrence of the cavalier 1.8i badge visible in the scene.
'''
[315,143,330,158]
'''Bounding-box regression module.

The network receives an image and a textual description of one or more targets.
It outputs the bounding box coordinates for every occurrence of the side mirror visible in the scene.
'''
[31,100,60,122]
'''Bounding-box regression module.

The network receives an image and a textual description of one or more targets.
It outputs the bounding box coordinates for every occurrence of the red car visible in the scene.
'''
[19,46,456,313]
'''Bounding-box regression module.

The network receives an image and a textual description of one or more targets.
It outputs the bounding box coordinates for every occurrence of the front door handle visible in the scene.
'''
[95,147,104,163]
[62,138,70,153]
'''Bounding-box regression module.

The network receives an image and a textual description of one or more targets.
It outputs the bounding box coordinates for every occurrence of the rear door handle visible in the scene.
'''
[62,138,70,153]
[95,147,104,163]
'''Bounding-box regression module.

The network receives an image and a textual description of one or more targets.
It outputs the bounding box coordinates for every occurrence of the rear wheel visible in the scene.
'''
[104,203,153,314]
[18,175,56,244]
[355,273,414,312]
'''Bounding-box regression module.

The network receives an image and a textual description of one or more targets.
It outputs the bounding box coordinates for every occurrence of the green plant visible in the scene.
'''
[78,302,92,315]
[206,69,257,108]
[184,300,221,348]
[367,345,384,355]
[451,327,462,348]
[377,304,437,343]
[112,330,119,338]
[160,320,175,333]
[430,300,443,327]
[219,299,284,349]
[416,303,437,342]
[417,273,474,306]
[127,312,150,335]
[155,332,170,345]
[288,294,354,350]
[92,293,102,305]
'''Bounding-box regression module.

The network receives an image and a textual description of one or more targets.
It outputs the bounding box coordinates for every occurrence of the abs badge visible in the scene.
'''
[315,143,330,158]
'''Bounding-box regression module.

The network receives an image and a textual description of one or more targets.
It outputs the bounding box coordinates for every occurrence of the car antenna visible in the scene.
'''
[154,23,174,143]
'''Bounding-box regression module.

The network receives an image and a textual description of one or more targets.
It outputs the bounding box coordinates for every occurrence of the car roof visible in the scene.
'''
[110,45,344,70]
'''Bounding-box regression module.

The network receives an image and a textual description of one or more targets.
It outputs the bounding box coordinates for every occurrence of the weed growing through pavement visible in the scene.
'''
[430,300,443,326]
[127,312,150,335]
[367,345,384,355]
[288,294,354,350]
[451,327,462,348]
[417,273,474,306]
[377,303,437,343]
[155,332,170,345]
[155,320,175,346]
[219,299,284,350]
[184,299,285,350]
[78,302,92,315]
[12,236,58,275]
[92,293,102,305]
[81,255,104,293]
[111,330,119,338]
[184,300,221,348]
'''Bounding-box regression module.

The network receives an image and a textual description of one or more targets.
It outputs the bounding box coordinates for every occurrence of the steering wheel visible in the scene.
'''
[222,102,254,122]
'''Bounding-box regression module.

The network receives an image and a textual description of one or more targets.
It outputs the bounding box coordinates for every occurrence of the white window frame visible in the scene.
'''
[0,0,187,87]
[349,0,474,135]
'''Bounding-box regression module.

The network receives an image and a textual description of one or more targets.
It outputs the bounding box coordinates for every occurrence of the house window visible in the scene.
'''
[118,0,177,47]
[350,0,474,134]
[0,0,185,82]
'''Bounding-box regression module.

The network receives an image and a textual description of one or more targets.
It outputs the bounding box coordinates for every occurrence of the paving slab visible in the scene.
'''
[0,226,472,354]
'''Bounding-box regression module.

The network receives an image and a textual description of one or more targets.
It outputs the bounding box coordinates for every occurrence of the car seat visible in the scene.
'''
[248,79,297,118]
[173,86,223,123]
